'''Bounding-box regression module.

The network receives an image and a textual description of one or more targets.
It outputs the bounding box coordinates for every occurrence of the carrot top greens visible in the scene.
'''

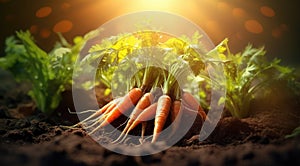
[0,29,297,119]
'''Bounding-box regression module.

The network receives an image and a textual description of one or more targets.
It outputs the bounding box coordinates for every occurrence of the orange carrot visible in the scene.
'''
[152,95,171,143]
[198,109,207,121]
[101,97,123,117]
[113,92,153,143]
[118,103,158,143]
[169,100,182,137]
[127,102,158,132]
[170,100,181,122]
[79,98,125,131]
[182,92,200,110]
[99,88,143,128]
[77,102,112,125]
[182,92,206,120]
[88,97,123,126]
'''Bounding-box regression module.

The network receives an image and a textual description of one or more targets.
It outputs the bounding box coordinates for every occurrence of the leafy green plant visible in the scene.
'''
[1,29,295,120]
[0,31,95,114]
[203,39,294,118]
[285,126,300,138]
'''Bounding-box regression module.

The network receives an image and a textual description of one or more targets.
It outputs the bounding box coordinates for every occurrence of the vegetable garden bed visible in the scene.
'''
[0,28,300,165]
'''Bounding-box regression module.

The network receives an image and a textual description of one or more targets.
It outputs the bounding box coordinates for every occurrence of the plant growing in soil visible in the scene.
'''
[0,30,97,114]
[200,39,295,118]
[286,126,300,138]
[1,29,297,144]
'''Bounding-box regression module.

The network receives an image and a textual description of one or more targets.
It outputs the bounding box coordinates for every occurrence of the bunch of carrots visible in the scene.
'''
[75,61,207,144]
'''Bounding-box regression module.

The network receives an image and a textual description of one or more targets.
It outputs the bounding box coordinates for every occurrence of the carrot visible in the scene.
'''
[85,97,124,129]
[117,103,158,144]
[170,100,181,122]
[182,92,206,120]
[74,102,112,127]
[80,100,115,124]
[182,92,200,110]
[152,95,172,143]
[140,122,147,143]
[127,92,154,128]
[77,98,124,132]
[168,99,182,137]
[99,88,143,128]
[113,92,153,143]
[99,97,123,119]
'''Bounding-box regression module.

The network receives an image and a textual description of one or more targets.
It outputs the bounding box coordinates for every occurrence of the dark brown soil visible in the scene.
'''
[1,70,300,166]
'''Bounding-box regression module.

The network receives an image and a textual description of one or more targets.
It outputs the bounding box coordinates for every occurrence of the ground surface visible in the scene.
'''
[1,70,300,166]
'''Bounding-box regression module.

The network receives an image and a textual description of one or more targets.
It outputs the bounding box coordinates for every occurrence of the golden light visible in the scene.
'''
[132,0,180,10]
[232,8,246,19]
[10,0,290,56]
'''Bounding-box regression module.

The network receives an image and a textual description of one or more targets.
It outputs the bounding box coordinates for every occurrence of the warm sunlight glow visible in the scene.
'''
[137,0,179,9]
[232,8,246,19]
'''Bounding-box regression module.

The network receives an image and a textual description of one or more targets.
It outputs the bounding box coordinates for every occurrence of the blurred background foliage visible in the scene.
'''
[0,0,299,68]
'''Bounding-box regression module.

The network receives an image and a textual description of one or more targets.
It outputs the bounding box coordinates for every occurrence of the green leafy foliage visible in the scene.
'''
[1,29,296,120]
[0,31,95,114]
[204,39,294,118]
[285,126,300,138]
[80,31,207,95]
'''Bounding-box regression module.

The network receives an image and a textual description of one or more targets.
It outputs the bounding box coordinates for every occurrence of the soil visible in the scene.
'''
[1,70,300,166]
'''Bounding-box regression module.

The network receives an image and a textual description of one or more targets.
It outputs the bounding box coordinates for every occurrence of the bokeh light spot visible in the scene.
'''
[280,24,289,31]
[217,2,230,12]
[53,20,73,33]
[272,24,289,38]
[61,2,71,10]
[36,6,52,18]
[244,19,263,34]
[40,28,51,38]
[260,6,275,17]
[232,8,246,18]
[272,28,282,38]
[29,25,38,34]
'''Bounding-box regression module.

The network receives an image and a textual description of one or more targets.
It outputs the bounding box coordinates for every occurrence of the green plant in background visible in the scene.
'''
[285,126,300,138]
[0,31,95,114]
[203,39,294,118]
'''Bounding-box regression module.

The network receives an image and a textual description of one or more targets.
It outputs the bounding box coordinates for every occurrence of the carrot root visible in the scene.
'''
[99,88,143,128]
[152,95,171,143]
[112,92,153,144]
[117,103,158,144]
[182,92,206,121]
[168,100,182,138]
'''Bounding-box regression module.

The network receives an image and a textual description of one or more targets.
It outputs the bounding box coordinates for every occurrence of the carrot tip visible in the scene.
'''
[99,120,110,128]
